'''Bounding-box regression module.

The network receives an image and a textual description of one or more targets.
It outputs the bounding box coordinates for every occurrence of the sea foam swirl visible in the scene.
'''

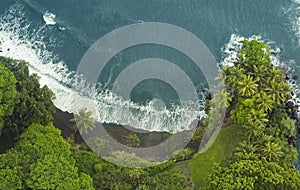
[0,2,206,133]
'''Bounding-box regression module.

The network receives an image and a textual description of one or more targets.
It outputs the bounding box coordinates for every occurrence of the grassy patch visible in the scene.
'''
[187,124,241,189]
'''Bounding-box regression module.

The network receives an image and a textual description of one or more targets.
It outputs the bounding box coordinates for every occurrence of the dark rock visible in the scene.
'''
[286,101,294,109]
[293,113,300,121]
[206,92,212,100]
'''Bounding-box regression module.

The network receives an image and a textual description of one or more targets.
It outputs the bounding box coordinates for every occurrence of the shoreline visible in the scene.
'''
[52,107,201,150]
[52,73,300,153]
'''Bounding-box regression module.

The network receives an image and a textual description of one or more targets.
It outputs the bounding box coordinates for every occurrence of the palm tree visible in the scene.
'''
[125,133,140,148]
[90,137,111,155]
[235,141,258,155]
[252,65,268,84]
[237,75,258,97]
[213,91,232,108]
[280,117,297,137]
[266,80,290,105]
[70,108,95,134]
[260,141,283,162]
[221,67,244,88]
[255,92,274,112]
[246,109,268,128]
[221,65,231,85]
[269,66,284,82]
[244,124,265,141]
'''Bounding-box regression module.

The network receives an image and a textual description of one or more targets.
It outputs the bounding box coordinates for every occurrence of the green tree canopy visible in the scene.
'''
[0,62,17,135]
[26,155,93,190]
[0,123,94,189]
[0,56,55,133]
[209,154,300,190]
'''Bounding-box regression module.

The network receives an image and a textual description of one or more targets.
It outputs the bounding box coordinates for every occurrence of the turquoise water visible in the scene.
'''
[0,0,300,164]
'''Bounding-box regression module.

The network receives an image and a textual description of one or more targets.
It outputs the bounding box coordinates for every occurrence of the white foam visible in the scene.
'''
[0,4,93,115]
[0,2,206,133]
[58,27,66,31]
[293,0,300,4]
[43,12,56,25]
[221,34,285,67]
[220,34,264,67]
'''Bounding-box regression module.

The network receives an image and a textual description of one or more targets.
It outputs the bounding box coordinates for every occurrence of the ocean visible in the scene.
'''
[0,0,300,164]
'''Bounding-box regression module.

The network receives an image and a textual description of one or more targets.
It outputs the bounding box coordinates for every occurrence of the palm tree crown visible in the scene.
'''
[237,75,258,97]
[260,141,283,162]
[266,80,290,105]
[70,108,95,134]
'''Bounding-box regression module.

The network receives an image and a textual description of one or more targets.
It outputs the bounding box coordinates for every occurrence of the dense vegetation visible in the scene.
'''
[0,62,17,135]
[0,39,300,189]
[0,123,94,189]
[0,57,55,139]
[206,40,300,189]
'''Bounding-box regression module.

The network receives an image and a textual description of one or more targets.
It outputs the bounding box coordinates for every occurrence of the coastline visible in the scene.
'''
[53,102,299,148]
[52,107,201,150]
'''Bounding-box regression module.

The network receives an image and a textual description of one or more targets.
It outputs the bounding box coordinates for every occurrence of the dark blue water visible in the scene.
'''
[1,0,300,164]
[16,0,300,65]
